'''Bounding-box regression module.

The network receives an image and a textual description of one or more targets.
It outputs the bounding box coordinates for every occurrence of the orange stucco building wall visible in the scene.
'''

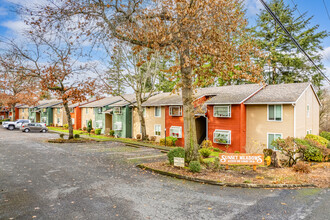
[207,103,246,153]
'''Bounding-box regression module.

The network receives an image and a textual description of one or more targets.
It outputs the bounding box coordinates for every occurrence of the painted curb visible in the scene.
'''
[137,164,317,189]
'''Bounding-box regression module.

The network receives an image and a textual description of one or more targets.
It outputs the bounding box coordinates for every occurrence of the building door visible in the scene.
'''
[105,114,112,134]
[36,112,40,122]
[195,116,207,145]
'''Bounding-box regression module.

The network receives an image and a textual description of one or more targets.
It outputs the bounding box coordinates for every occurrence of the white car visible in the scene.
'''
[3,119,31,130]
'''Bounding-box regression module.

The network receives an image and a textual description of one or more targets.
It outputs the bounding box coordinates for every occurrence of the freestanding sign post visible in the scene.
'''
[219,153,264,171]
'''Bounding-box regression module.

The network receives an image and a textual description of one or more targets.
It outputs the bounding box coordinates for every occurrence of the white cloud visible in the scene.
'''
[0,7,8,16]
[1,20,29,34]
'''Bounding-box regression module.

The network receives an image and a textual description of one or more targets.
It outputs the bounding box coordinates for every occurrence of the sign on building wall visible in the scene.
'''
[219,153,264,165]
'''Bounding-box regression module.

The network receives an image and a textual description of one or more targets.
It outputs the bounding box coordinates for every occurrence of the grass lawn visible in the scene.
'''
[48,127,173,150]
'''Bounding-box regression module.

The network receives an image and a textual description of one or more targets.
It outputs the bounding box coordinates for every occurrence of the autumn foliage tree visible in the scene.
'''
[9,30,97,139]
[28,0,263,161]
[0,51,39,120]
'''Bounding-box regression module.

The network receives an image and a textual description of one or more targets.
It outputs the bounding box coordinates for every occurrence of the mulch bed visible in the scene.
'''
[47,138,96,143]
[143,162,330,188]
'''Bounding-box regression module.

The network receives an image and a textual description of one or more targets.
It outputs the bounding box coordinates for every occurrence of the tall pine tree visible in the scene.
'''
[252,0,328,87]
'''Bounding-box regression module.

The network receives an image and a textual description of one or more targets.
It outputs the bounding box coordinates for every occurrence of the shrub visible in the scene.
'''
[265,156,271,166]
[59,134,64,139]
[83,126,87,131]
[201,140,213,149]
[74,134,80,139]
[136,134,142,140]
[199,148,212,158]
[305,134,329,147]
[320,131,330,141]
[150,136,157,142]
[304,146,323,162]
[86,120,92,135]
[189,161,201,173]
[167,147,185,165]
[213,157,220,170]
[212,147,221,152]
[263,149,273,157]
[160,138,173,146]
[234,151,240,153]
[50,123,54,127]
[63,124,69,129]
[78,128,82,131]
[274,137,304,166]
[95,129,101,135]
[292,161,311,173]
[167,136,178,146]
[109,130,115,136]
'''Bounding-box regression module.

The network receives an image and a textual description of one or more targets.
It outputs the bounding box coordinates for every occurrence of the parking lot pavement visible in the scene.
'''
[0,128,329,219]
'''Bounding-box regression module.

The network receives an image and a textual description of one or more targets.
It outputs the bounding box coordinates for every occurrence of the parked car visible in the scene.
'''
[2,119,31,130]
[20,123,48,133]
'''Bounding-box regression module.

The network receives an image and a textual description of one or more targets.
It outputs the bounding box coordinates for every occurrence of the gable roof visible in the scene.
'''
[68,97,98,108]
[80,96,122,108]
[244,82,320,105]
[107,94,136,107]
[142,84,263,106]
[41,100,63,108]
[204,84,263,105]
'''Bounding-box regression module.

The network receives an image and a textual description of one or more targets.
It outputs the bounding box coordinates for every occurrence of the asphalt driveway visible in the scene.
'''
[0,128,329,219]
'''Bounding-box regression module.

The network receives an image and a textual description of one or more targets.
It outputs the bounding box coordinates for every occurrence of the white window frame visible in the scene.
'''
[154,124,161,136]
[57,118,60,124]
[72,118,75,125]
[143,107,146,117]
[70,108,74,113]
[267,104,283,122]
[98,107,102,114]
[213,105,231,118]
[169,126,182,138]
[213,130,231,144]
[169,106,182,116]
[43,108,47,113]
[306,104,310,118]
[154,106,161,117]
[113,107,122,115]
[114,122,123,130]
[267,133,282,151]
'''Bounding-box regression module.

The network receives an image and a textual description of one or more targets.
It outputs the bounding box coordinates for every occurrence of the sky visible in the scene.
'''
[0,0,330,81]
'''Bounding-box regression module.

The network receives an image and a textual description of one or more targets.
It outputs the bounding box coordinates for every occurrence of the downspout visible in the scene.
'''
[293,103,296,160]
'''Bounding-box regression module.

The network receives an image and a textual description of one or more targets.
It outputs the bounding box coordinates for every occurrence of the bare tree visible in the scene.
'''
[100,43,161,140]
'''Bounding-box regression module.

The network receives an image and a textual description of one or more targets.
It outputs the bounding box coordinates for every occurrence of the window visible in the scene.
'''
[307,105,310,118]
[86,108,88,114]
[267,133,282,150]
[70,108,74,113]
[43,108,47,113]
[114,122,122,130]
[113,107,122,115]
[143,107,146,117]
[72,118,75,125]
[268,105,282,121]
[57,118,60,124]
[170,126,182,138]
[22,109,24,113]
[169,106,182,116]
[95,120,103,128]
[98,107,102,114]
[307,129,312,135]
[154,124,161,136]
[57,108,61,114]
[213,130,231,144]
[214,105,231,117]
[0,116,4,120]
[155,107,161,117]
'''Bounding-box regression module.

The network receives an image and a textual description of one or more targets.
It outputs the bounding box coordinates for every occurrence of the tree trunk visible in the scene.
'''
[63,101,73,139]
[136,94,147,140]
[11,106,16,121]
[180,51,199,163]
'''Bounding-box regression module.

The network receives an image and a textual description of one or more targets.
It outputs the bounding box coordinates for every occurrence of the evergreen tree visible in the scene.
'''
[252,0,328,87]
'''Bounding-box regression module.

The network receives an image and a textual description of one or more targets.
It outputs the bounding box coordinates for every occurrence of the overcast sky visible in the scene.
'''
[0,0,329,81]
